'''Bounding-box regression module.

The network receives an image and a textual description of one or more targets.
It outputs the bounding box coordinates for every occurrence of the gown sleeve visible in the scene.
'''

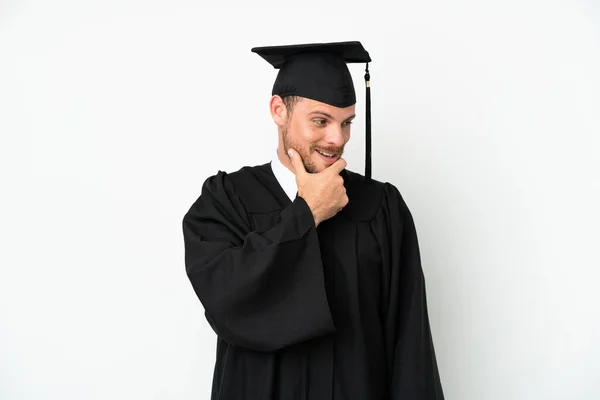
[380,183,445,399]
[182,171,335,352]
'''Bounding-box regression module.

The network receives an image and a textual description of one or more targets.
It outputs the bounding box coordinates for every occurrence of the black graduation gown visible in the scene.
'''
[182,162,444,399]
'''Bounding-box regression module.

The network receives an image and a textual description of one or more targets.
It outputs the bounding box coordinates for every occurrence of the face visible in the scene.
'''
[278,97,356,173]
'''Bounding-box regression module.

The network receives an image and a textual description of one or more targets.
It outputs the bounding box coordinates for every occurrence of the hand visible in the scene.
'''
[288,148,348,227]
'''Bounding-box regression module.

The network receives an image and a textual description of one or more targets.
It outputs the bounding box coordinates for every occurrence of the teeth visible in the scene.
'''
[317,150,335,157]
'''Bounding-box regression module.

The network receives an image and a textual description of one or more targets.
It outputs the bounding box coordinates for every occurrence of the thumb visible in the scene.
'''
[288,148,307,176]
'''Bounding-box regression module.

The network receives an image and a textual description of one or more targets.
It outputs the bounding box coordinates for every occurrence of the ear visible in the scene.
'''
[269,95,287,127]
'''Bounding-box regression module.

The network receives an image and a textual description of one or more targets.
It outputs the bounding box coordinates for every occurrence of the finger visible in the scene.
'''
[328,158,347,175]
[287,148,307,176]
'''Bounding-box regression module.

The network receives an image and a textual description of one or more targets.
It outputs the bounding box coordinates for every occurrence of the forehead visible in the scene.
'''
[297,98,356,119]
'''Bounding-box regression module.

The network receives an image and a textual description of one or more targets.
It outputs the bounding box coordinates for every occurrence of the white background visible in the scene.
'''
[2,0,599,399]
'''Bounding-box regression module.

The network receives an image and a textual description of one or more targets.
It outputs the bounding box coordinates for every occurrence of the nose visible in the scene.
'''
[324,125,346,148]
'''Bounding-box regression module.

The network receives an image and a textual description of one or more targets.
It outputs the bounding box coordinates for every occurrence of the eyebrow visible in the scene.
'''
[309,111,356,122]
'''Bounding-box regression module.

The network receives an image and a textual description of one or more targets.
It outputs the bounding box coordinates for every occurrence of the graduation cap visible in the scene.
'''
[251,41,373,180]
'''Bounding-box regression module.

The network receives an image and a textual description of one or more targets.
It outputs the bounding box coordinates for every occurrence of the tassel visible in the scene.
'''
[364,63,372,180]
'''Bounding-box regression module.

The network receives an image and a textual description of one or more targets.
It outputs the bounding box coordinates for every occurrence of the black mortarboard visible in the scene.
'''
[251,41,373,180]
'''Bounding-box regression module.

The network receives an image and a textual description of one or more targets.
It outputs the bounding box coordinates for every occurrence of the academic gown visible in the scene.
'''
[182,162,444,399]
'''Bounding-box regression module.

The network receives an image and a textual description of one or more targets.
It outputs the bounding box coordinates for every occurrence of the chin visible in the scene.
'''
[304,159,322,174]
[311,164,328,174]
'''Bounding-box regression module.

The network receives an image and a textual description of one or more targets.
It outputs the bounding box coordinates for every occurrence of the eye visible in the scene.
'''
[313,119,327,126]
[343,120,353,126]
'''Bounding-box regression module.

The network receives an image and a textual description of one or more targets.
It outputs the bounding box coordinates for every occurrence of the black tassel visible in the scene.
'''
[364,63,372,180]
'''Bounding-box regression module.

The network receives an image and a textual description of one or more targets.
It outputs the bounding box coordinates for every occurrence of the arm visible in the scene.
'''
[182,172,335,352]
[382,184,444,399]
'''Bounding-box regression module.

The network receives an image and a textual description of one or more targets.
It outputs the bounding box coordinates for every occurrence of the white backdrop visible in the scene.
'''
[2,0,599,399]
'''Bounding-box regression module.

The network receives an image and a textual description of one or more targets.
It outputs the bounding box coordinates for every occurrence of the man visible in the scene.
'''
[183,41,444,399]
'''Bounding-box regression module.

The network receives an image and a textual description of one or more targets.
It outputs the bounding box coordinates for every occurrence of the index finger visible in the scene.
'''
[326,158,347,175]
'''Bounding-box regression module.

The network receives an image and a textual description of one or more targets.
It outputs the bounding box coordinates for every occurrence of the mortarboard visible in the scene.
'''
[251,41,373,180]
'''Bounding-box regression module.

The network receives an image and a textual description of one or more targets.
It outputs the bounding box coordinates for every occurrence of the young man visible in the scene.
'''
[183,41,444,399]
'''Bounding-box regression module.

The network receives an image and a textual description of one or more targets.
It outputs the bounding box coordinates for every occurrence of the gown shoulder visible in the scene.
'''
[339,169,408,222]
[198,163,284,214]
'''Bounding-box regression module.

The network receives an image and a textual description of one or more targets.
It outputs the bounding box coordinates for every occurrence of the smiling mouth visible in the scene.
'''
[316,149,337,158]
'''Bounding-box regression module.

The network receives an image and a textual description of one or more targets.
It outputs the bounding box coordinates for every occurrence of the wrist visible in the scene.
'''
[313,216,321,227]
[298,195,322,227]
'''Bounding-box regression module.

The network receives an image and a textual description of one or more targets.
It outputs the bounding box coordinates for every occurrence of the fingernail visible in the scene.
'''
[288,150,293,158]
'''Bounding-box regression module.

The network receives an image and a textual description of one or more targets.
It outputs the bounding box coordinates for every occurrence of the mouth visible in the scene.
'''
[315,149,340,163]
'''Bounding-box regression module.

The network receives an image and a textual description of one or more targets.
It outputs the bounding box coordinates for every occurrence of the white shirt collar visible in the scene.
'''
[271,149,298,202]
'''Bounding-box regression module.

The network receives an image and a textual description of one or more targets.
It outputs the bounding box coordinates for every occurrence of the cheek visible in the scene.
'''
[291,120,321,145]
